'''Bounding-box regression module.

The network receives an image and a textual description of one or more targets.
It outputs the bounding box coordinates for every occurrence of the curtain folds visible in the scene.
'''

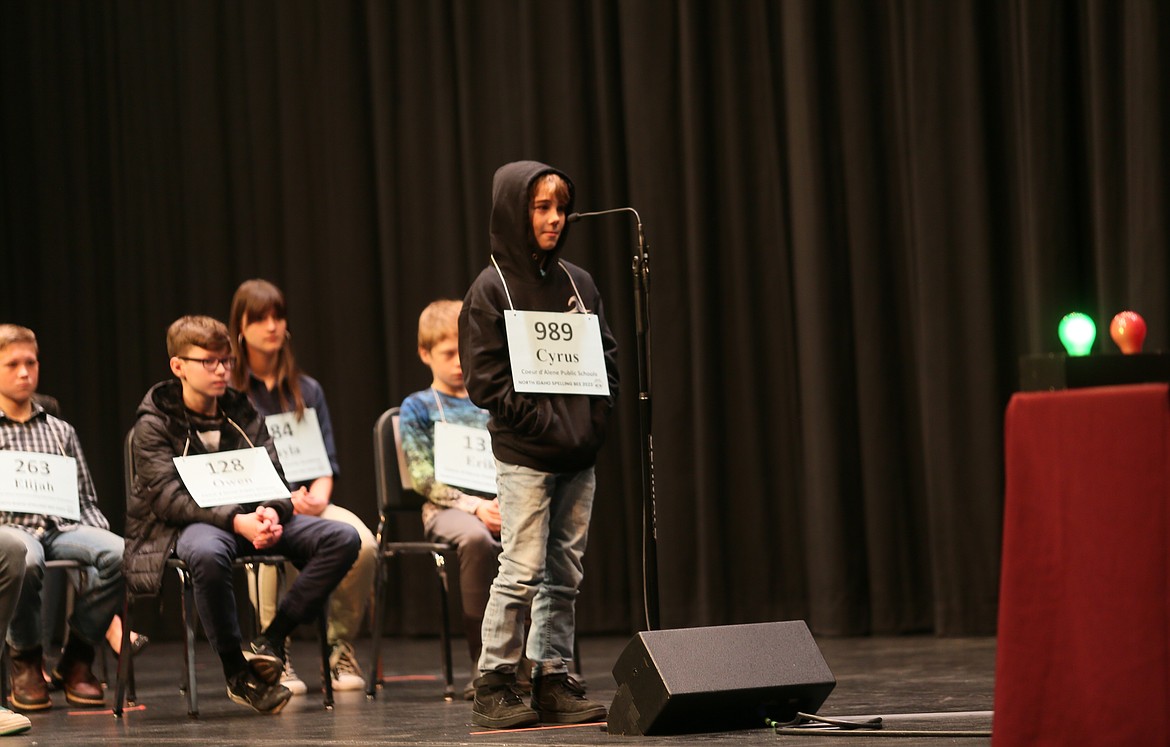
[2,0,1166,637]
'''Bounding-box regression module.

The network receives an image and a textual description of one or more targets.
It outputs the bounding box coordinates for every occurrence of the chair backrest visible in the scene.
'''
[31,393,61,418]
[123,426,135,505]
[372,407,426,513]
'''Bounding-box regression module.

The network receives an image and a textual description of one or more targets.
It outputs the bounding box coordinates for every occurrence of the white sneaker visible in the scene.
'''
[329,640,365,691]
[0,706,31,736]
[281,654,307,696]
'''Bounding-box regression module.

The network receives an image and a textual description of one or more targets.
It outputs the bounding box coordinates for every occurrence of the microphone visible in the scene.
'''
[567,207,644,251]
[570,204,657,628]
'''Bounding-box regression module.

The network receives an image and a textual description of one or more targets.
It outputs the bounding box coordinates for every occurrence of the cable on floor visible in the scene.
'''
[767,712,992,738]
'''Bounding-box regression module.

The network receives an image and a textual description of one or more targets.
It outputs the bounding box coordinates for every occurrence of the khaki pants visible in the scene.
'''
[250,503,377,644]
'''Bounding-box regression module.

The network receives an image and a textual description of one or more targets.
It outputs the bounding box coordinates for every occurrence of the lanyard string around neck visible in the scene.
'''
[490,257,589,313]
[430,388,447,423]
[182,415,254,457]
[430,388,487,423]
[46,419,69,457]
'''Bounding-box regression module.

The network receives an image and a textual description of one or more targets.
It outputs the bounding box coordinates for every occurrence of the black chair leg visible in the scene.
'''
[99,642,109,686]
[178,570,199,717]
[243,562,259,638]
[365,560,386,698]
[127,630,137,706]
[318,609,334,709]
[113,594,133,717]
[1,641,10,709]
[433,552,455,701]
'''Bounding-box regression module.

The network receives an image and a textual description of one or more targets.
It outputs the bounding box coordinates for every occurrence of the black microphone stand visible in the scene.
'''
[570,208,659,630]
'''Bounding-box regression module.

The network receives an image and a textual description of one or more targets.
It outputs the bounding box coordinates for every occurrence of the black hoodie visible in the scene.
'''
[459,161,620,473]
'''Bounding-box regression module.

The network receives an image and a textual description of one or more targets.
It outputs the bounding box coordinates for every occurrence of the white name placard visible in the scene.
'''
[504,310,610,395]
[0,451,81,521]
[265,409,332,484]
[173,447,291,508]
[433,422,497,494]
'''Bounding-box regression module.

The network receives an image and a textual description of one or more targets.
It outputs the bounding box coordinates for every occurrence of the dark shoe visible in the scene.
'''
[516,656,533,694]
[124,633,150,658]
[227,668,293,714]
[531,672,607,724]
[130,634,150,657]
[51,641,104,707]
[567,669,587,690]
[244,636,284,686]
[7,647,50,712]
[472,671,539,729]
[107,632,150,658]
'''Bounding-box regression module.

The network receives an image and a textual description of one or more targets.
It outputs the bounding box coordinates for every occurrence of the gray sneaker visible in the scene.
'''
[531,672,606,724]
[329,640,365,691]
[280,652,307,696]
[472,671,539,729]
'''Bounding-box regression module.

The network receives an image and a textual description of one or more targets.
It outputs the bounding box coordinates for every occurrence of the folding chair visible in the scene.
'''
[113,427,334,717]
[365,407,456,700]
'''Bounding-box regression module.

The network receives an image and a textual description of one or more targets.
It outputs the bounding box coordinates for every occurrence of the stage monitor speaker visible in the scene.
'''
[608,620,835,736]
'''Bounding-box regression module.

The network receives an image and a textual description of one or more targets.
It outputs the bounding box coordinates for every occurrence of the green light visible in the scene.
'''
[1058,313,1096,356]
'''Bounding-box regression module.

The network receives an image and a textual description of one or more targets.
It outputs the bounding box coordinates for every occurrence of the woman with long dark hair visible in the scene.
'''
[229,279,376,694]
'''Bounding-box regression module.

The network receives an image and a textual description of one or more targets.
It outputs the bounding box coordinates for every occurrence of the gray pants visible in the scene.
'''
[1,525,123,651]
[425,507,501,660]
[0,533,24,636]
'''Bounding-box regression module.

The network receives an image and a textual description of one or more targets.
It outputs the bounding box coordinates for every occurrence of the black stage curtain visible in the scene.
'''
[2,1,1167,637]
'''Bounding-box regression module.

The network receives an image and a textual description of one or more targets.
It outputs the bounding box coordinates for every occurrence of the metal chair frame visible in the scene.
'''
[365,407,455,700]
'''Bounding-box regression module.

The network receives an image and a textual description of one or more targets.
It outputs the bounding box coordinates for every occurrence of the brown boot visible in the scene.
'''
[50,639,104,707]
[8,646,51,711]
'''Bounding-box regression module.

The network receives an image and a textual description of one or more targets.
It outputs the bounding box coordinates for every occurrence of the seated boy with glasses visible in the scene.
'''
[125,315,360,713]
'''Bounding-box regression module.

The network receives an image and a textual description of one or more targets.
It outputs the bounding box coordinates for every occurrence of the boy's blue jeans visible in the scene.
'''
[1,524,124,652]
[478,460,595,678]
[175,514,359,657]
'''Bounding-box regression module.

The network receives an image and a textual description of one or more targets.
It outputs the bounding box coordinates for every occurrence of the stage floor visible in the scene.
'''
[9,634,994,746]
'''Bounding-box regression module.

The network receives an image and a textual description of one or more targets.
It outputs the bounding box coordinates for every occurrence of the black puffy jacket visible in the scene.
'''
[123,380,292,596]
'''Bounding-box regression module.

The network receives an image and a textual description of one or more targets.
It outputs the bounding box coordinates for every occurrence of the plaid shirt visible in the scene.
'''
[0,402,110,533]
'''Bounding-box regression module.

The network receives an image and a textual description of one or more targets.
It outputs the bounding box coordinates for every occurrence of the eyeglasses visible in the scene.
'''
[177,356,235,372]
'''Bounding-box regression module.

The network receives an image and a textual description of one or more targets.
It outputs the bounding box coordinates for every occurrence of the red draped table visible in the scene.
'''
[994,383,1170,746]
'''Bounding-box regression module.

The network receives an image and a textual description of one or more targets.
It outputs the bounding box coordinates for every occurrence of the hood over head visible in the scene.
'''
[489,160,575,279]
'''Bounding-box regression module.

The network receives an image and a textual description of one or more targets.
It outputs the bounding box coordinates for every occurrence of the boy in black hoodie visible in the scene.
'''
[460,161,619,729]
[126,315,360,714]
